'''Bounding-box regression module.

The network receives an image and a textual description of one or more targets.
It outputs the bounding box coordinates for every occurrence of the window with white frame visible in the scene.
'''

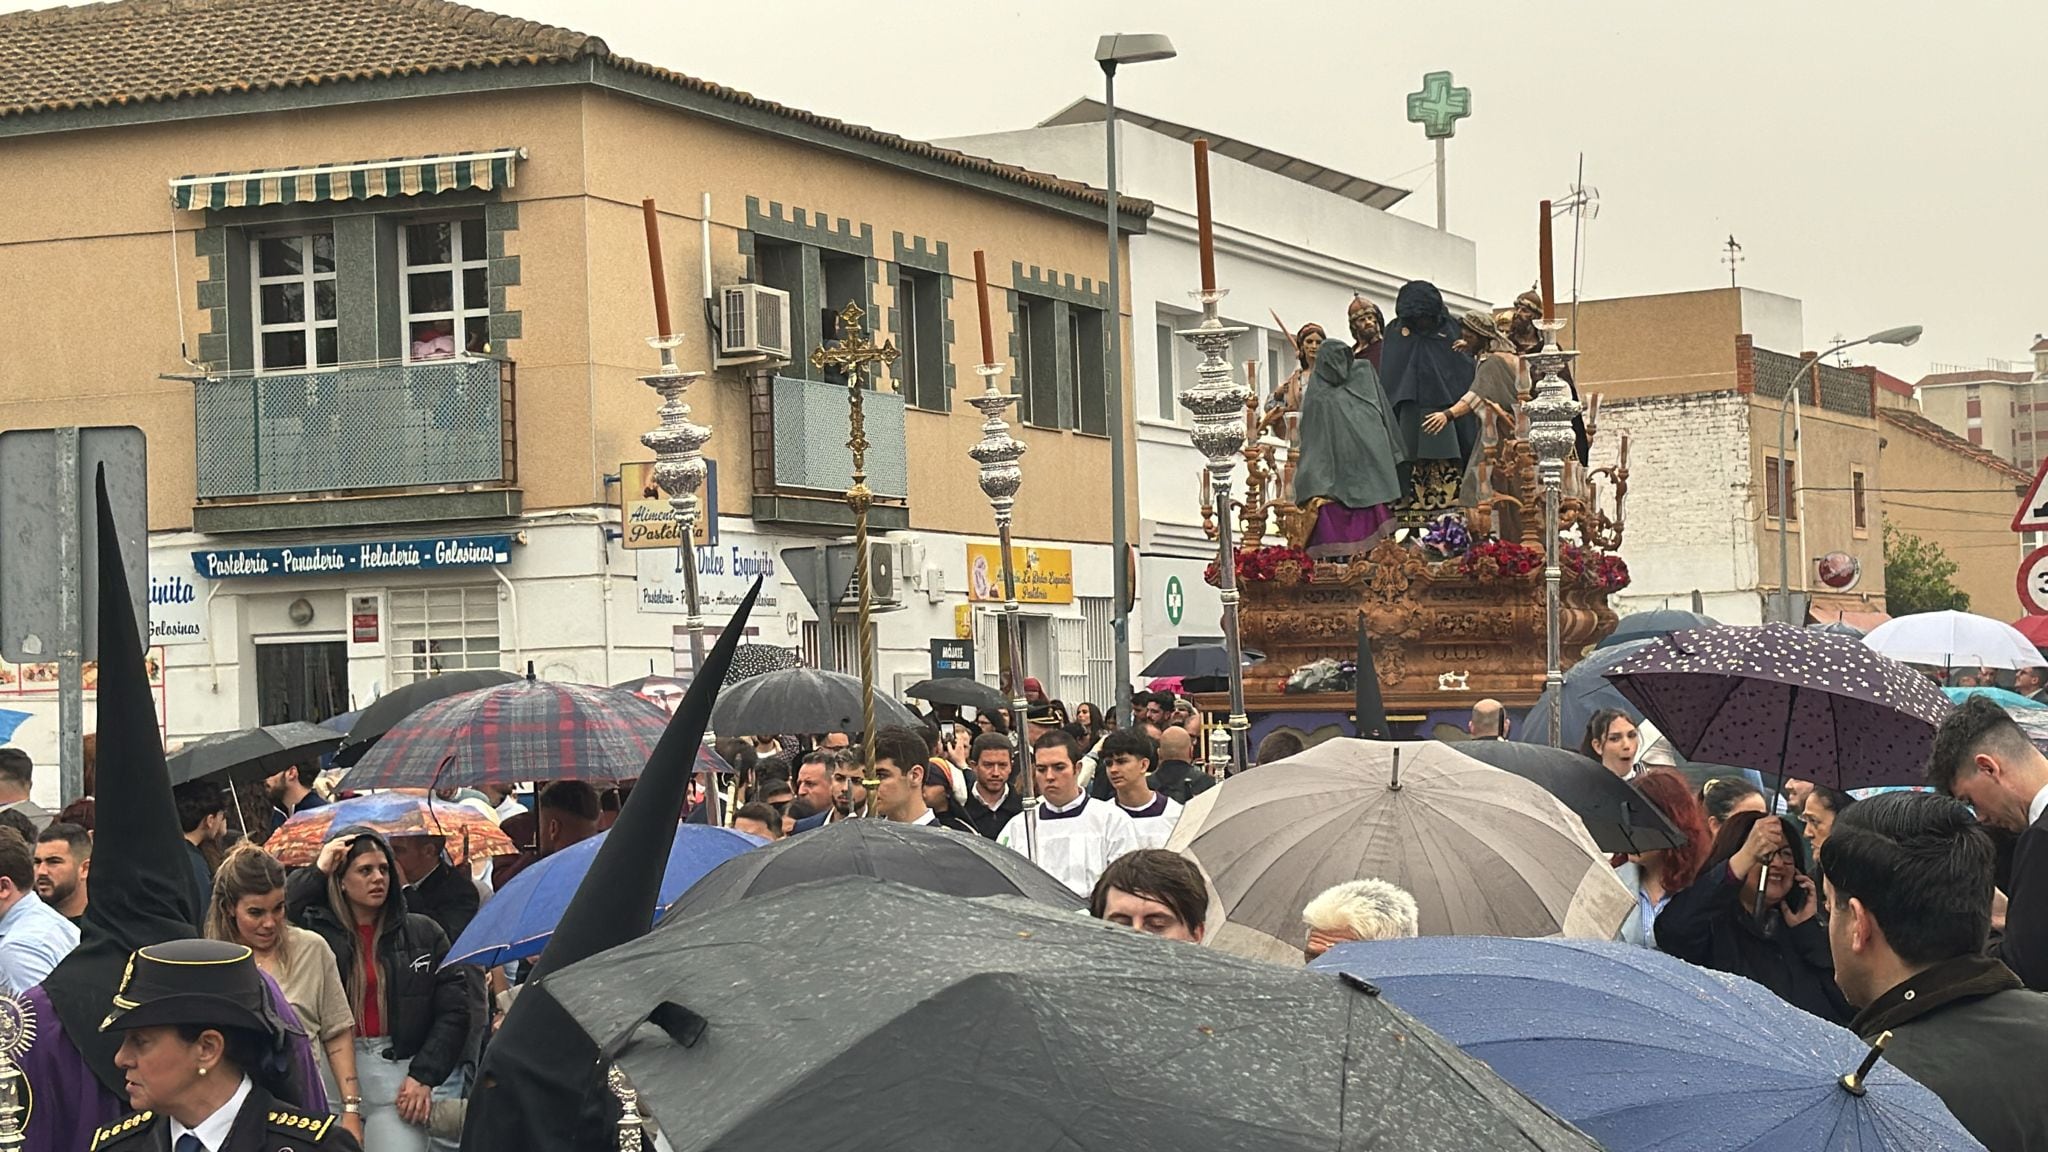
[401,218,489,361]
[386,586,501,685]
[253,230,338,372]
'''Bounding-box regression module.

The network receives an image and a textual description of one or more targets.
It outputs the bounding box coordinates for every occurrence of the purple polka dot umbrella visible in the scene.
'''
[1602,622,1953,792]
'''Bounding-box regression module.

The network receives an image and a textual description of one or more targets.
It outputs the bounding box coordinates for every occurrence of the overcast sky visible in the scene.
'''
[25,0,2044,378]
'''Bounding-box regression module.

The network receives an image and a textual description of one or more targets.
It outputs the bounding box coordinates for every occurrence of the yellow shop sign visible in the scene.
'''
[966,543,1074,604]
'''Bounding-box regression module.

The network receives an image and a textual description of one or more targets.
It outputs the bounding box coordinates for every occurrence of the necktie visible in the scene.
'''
[175,1133,206,1152]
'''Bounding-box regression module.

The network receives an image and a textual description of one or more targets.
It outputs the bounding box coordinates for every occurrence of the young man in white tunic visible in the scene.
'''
[1099,729,1181,850]
[999,730,1138,896]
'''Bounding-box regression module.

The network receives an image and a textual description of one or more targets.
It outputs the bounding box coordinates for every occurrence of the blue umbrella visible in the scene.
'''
[1312,936,1983,1151]
[1594,609,1718,650]
[0,709,28,745]
[447,823,763,967]
[1515,639,1649,747]
[1941,685,2045,711]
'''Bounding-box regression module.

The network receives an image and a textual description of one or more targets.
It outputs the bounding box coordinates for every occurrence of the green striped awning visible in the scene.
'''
[169,147,525,211]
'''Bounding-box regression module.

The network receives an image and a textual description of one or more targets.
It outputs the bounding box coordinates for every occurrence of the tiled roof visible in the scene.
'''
[0,0,1150,217]
[1914,368,2033,388]
[1880,407,2029,480]
[1870,369,1914,397]
[2033,335,2048,354]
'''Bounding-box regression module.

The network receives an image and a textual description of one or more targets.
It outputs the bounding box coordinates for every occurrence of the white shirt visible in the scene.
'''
[997,794,1139,896]
[172,1074,252,1152]
[2029,784,2048,829]
[1114,792,1183,851]
[911,808,937,826]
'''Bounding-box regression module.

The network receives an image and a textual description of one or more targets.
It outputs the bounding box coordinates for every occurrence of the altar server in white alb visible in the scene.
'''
[1097,729,1183,850]
[999,731,1138,896]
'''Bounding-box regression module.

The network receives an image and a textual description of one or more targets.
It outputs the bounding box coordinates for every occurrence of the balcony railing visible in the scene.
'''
[195,357,516,500]
[769,375,908,499]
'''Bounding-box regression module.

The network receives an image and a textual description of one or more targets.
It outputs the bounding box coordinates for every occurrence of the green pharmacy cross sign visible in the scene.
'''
[1406,70,1472,139]
[1165,575,1185,626]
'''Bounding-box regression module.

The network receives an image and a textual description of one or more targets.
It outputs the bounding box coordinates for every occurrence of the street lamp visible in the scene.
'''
[1773,324,1922,623]
[1096,32,1176,730]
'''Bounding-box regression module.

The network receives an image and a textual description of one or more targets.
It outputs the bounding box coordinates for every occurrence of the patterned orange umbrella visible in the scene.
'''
[266,791,515,867]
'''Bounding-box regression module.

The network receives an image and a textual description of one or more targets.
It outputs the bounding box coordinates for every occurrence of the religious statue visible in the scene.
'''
[1260,322,1326,496]
[1377,280,1478,528]
[1348,295,1385,370]
[1290,339,1405,561]
[1507,287,1589,466]
[1423,311,1522,508]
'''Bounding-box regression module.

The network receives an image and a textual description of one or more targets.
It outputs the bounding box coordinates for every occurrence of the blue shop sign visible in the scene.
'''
[192,535,514,579]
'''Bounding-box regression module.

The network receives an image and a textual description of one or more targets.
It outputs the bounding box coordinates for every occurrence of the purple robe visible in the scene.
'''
[19,973,327,1152]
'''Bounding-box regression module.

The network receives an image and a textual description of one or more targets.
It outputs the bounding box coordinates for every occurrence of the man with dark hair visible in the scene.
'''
[0,826,76,993]
[792,749,843,832]
[264,758,328,830]
[1150,724,1217,805]
[1099,730,1180,849]
[536,780,602,855]
[963,732,1021,840]
[1138,692,1167,727]
[731,802,784,841]
[1089,848,1208,943]
[0,748,51,831]
[868,725,942,827]
[1254,729,1305,767]
[1823,791,2048,1149]
[34,822,90,923]
[2018,665,2048,705]
[171,779,226,932]
[392,833,481,942]
[998,730,1137,896]
[1927,695,2048,989]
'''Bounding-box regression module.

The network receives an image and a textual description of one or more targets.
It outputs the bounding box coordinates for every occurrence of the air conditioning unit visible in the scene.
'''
[718,283,792,361]
[825,541,898,608]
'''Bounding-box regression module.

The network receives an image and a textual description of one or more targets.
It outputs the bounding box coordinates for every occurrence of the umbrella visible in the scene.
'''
[264,792,515,867]
[1863,609,2042,671]
[1164,738,1631,963]
[663,818,1082,920]
[1454,739,1686,855]
[165,722,342,787]
[1810,619,1867,638]
[903,677,1005,712]
[1139,643,1263,679]
[1514,639,1649,749]
[341,679,673,790]
[1593,608,1718,650]
[1312,936,1983,1152]
[2011,615,2048,647]
[613,673,689,698]
[724,642,799,686]
[1604,622,1952,792]
[0,709,30,745]
[545,877,1605,1152]
[331,668,520,766]
[447,823,763,968]
[708,667,921,737]
[1942,685,2046,711]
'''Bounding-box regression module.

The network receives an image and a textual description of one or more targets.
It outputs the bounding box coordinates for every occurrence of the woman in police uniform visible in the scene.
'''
[88,938,362,1151]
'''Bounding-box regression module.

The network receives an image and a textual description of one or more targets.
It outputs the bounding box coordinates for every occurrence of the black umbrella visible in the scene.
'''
[1454,739,1686,855]
[332,668,520,766]
[1139,642,1263,679]
[708,667,921,737]
[1593,609,1718,651]
[165,722,342,787]
[903,677,1005,712]
[1515,639,1649,749]
[664,819,1080,921]
[547,877,1603,1152]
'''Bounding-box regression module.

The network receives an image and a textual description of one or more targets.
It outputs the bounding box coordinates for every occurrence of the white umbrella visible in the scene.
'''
[1861,609,2043,670]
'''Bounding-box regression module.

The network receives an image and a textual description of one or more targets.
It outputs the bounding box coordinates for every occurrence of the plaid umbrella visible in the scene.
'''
[340,679,673,790]
[265,792,515,866]
[1603,622,1952,792]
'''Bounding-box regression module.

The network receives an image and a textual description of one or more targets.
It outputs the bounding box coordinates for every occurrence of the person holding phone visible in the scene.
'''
[1655,809,1852,1024]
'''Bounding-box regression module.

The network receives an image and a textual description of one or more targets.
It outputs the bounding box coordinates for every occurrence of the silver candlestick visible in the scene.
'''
[1178,290,1251,776]
[640,334,712,675]
[608,1064,645,1152]
[967,361,1038,860]
[1523,317,1581,749]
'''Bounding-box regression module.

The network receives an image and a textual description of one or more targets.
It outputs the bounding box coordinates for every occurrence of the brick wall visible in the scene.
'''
[1591,390,1764,623]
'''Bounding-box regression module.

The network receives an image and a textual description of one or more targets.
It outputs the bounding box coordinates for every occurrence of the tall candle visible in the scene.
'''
[972,249,996,367]
[1538,199,1556,323]
[642,198,672,338]
[1193,138,1217,292]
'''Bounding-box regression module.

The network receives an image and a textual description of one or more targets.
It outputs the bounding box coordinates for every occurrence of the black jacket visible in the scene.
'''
[1656,861,1852,1024]
[286,855,473,1086]
[962,788,1022,840]
[404,861,481,944]
[1851,954,2048,1152]
[1995,809,2048,991]
[1149,760,1217,806]
[90,1082,362,1151]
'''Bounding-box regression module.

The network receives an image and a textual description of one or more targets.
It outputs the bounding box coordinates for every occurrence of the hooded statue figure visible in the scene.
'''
[1290,340,1406,560]
[19,470,327,1152]
[1377,280,1480,522]
[460,579,763,1152]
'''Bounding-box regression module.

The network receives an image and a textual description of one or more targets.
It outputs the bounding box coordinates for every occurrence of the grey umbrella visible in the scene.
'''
[166,722,341,787]
[708,667,921,737]
[545,877,1603,1152]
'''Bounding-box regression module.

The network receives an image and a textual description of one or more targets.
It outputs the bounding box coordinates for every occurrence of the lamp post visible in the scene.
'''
[1773,324,1922,623]
[1523,320,1580,748]
[1096,32,1176,731]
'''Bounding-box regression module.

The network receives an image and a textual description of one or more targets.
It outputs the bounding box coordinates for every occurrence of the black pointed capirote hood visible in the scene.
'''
[461,577,762,1152]
[40,468,202,1095]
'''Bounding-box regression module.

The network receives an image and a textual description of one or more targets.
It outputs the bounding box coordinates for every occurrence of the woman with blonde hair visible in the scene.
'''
[207,842,365,1143]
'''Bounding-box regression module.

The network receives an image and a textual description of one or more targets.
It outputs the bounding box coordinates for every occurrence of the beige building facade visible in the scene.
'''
[0,0,1146,767]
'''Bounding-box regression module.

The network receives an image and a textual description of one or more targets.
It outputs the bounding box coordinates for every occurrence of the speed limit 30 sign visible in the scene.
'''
[2018,546,2048,616]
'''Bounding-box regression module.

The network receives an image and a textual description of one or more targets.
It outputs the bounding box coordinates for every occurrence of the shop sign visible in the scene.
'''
[965,544,1074,605]
[192,535,513,579]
